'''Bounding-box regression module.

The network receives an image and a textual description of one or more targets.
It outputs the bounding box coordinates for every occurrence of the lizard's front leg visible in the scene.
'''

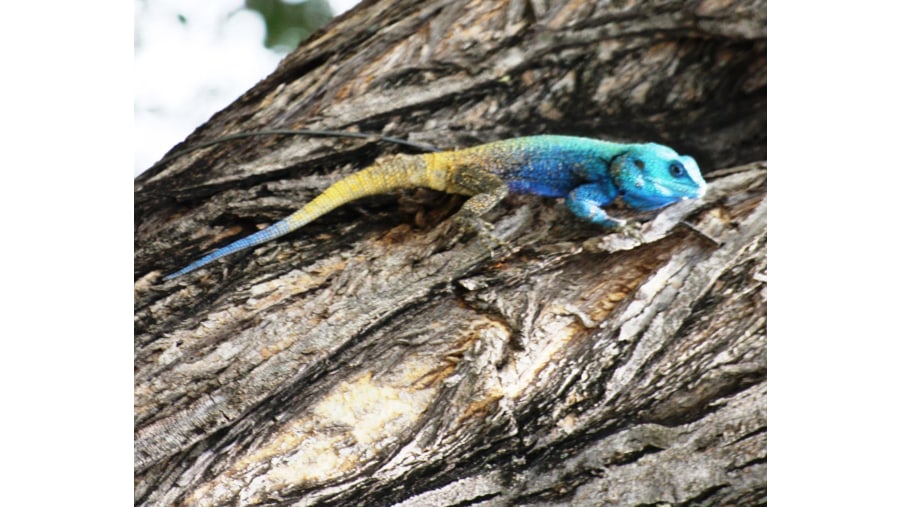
[566,183,641,239]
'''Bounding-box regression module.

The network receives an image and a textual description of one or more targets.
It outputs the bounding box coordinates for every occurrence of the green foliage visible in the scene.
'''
[245,0,334,53]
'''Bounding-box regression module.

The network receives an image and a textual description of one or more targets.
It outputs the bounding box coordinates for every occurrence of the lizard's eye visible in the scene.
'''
[669,161,685,178]
[634,159,645,169]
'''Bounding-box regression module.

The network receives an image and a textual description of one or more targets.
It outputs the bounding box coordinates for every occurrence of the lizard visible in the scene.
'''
[163,135,707,280]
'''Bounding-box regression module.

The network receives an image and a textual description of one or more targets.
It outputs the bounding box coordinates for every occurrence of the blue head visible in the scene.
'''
[610,143,707,211]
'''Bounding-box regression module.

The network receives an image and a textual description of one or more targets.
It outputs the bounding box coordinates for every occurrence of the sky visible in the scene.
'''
[134,0,359,175]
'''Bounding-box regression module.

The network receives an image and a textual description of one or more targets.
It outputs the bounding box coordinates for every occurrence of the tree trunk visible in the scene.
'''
[134,1,766,505]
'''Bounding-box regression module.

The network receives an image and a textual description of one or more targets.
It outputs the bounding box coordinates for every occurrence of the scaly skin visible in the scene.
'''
[164,135,706,280]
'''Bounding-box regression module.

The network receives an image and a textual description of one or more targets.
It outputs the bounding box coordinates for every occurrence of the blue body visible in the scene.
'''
[456,135,706,228]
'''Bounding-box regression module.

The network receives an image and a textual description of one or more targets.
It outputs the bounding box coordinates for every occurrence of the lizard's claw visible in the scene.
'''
[452,213,511,257]
[616,220,645,243]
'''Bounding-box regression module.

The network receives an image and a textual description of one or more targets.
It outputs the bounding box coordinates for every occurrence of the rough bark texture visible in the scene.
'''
[135,0,766,505]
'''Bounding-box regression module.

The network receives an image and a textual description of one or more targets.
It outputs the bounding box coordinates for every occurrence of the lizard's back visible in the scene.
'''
[433,135,626,197]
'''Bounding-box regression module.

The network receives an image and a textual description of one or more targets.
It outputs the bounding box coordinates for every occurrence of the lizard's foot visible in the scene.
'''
[615,220,645,243]
[452,213,512,257]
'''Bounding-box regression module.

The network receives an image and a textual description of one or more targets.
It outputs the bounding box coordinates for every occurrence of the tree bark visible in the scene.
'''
[135,0,766,505]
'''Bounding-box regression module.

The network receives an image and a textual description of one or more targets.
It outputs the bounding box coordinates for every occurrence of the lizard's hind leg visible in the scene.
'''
[447,167,512,255]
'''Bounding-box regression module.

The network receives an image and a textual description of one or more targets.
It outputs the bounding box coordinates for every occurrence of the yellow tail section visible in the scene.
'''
[283,154,444,229]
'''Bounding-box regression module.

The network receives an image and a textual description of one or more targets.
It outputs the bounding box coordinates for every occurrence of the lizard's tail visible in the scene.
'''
[164,155,440,280]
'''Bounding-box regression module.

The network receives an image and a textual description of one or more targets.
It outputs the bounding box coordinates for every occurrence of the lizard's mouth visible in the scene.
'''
[688,179,708,198]
[645,176,706,200]
[619,175,706,211]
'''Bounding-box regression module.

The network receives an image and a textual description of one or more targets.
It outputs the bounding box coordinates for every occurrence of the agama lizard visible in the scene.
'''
[163,135,706,280]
